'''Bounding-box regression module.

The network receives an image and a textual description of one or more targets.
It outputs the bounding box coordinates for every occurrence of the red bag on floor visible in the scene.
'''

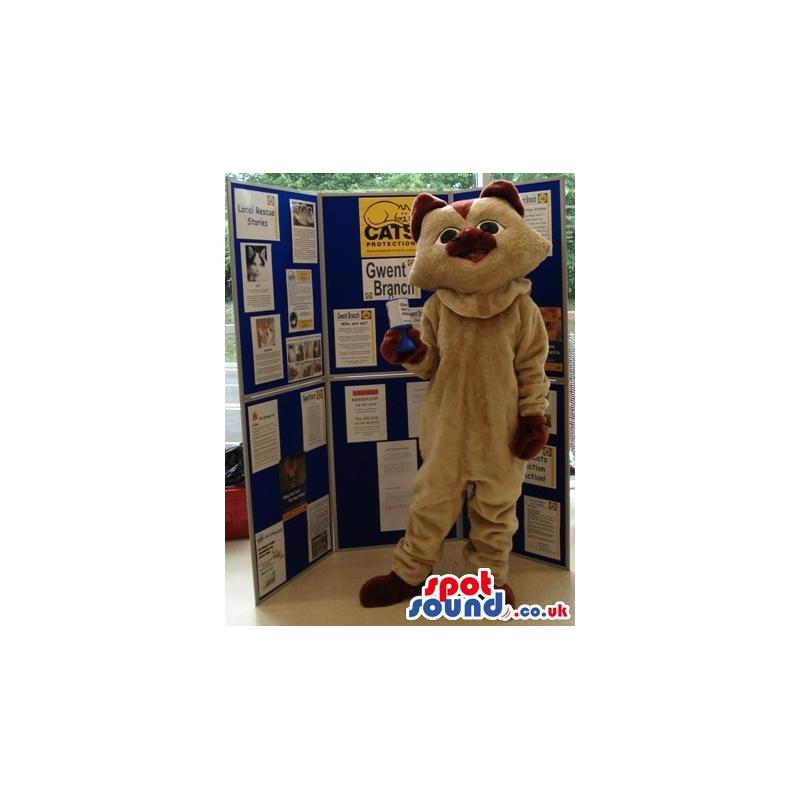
[225,486,249,540]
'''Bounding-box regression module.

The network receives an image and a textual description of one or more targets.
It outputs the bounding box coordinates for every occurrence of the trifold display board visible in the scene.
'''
[227,178,571,603]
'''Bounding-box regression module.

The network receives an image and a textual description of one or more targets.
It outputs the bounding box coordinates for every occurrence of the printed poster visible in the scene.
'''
[279,453,306,521]
[519,189,552,244]
[286,268,314,332]
[406,382,427,439]
[524,445,557,490]
[255,521,286,597]
[287,333,322,383]
[334,309,376,368]
[248,399,280,473]
[362,257,420,301]
[290,198,318,263]
[307,495,331,562]
[250,314,283,384]
[233,188,280,241]
[240,243,274,312]
[358,196,416,258]
[541,306,564,373]
[345,384,387,443]
[377,439,418,532]
[523,496,561,560]
[405,305,422,327]
[301,386,326,452]
[386,298,422,328]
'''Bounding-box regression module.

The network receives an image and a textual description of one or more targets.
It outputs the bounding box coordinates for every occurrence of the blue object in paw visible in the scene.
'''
[393,323,416,356]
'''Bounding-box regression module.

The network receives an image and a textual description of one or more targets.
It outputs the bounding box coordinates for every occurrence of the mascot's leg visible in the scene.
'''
[462,468,525,606]
[359,460,464,608]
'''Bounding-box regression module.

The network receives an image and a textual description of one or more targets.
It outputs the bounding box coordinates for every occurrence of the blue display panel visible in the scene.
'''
[243,383,331,600]
[319,193,448,375]
[229,179,572,604]
[330,375,457,549]
[229,181,325,395]
[461,382,569,568]
[453,179,566,376]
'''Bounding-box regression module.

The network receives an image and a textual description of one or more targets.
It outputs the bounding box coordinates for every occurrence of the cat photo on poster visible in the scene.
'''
[279,452,307,521]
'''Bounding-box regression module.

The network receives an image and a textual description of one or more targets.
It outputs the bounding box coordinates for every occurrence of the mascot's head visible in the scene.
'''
[408,180,552,294]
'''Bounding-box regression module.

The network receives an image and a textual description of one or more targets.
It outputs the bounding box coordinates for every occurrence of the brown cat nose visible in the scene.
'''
[446,227,497,262]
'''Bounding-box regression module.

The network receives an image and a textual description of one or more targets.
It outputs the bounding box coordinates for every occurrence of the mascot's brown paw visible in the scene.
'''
[359,572,423,608]
[380,327,427,365]
[498,584,516,607]
[511,415,549,460]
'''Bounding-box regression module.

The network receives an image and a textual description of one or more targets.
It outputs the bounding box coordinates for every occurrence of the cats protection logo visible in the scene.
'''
[359,197,416,257]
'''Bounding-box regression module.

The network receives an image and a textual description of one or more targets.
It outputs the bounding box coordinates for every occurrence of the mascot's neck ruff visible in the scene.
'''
[360,181,553,610]
[436,277,532,319]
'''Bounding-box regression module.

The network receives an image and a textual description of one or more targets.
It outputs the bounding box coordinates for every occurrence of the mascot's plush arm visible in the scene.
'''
[511,296,551,459]
[380,295,440,380]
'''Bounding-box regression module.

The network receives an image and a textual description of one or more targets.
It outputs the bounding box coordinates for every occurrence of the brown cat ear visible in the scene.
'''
[479,180,524,217]
[411,193,447,242]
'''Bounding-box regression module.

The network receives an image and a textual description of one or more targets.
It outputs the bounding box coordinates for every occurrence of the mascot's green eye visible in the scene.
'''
[478,220,503,234]
[439,228,459,244]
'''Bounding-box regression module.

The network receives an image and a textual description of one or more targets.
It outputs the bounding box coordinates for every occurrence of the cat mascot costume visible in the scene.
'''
[359,181,552,608]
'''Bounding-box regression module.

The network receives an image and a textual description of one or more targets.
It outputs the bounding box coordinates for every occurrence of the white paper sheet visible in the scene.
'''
[519,189,552,243]
[523,496,561,559]
[290,198,318,263]
[406,382,427,439]
[240,242,274,313]
[301,386,326,452]
[255,521,286,597]
[333,308,376,368]
[405,306,422,327]
[286,268,314,332]
[234,188,279,241]
[248,399,281,473]
[345,384,387,442]
[524,445,557,489]
[307,495,331,562]
[377,439,418,532]
[361,257,419,302]
[386,298,408,328]
[386,298,422,328]
[286,333,322,383]
[250,314,283,384]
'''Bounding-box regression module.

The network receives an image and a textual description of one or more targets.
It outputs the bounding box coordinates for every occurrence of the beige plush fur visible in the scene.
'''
[409,196,552,294]
[390,191,551,586]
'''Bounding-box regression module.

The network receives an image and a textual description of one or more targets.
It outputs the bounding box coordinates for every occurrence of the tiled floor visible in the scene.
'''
[226,496,574,625]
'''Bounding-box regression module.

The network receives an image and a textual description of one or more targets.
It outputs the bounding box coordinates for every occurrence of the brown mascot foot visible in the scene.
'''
[498,584,516,607]
[360,572,423,608]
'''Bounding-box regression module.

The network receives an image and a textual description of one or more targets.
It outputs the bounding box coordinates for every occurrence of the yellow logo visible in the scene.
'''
[359,196,416,257]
